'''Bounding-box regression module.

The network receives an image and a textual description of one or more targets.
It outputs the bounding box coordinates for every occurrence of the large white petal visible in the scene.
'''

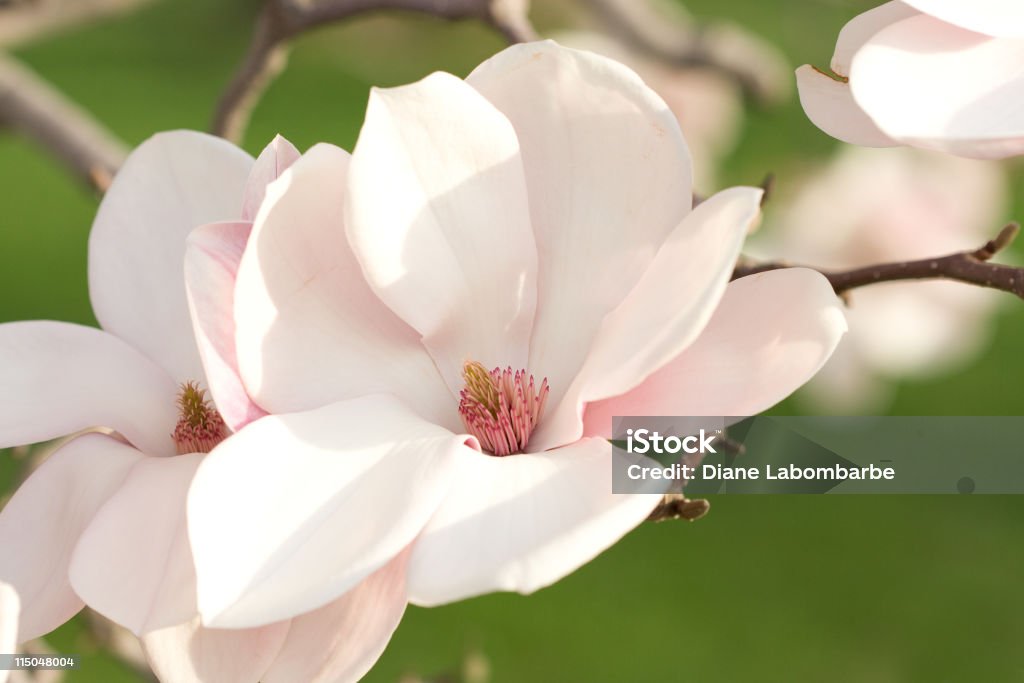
[69,453,203,636]
[901,0,1024,38]
[795,65,898,147]
[0,434,144,642]
[583,269,846,434]
[467,41,693,414]
[188,394,467,628]
[851,14,1024,158]
[235,143,454,428]
[0,321,177,454]
[407,438,666,606]
[263,551,409,683]
[89,130,253,383]
[531,187,762,451]
[185,221,267,432]
[346,72,537,390]
[0,582,18,683]
[142,617,289,683]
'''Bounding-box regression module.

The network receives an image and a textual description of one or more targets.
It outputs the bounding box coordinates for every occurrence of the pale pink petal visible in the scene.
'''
[69,453,203,636]
[0,434,144,641]
[851,14,1024,158]
[241,135,301,222]
[467,41,693,414]
[235,143,455,429]
[795,65,898,147]
[263,551,409,683]
[0,321,178,454]
[901,0,1024,37]
[831,1,920,76]
[0,582,18,683]
[89,130,253,383]
[583,269,846,435]
[142,617,289,683]
[346,72,536,390]
[185,221,267,432]
[188,394,467,628]
[407,438,666,606]
[532,187,763,451]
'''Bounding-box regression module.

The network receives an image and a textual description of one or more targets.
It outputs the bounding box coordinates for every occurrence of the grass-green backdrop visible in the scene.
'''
[2,0,1023,680]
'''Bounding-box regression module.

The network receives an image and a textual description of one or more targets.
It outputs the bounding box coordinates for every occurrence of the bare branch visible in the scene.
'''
[212,0,538,143]
[581,0,788,104]
[734,223,1024,301]
[0,54,127,192]
[0,0,153,48]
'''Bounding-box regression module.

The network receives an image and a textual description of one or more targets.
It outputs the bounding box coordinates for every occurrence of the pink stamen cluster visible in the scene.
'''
[458,361,549,457]
[172,381,228,455]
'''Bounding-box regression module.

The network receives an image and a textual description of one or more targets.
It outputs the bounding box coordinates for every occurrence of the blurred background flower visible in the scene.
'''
[752,147,1009,410]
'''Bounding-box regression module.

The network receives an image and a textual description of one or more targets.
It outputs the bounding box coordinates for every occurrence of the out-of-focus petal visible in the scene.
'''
[795,65,898,147]
[532,187,762,451]
[234,143,453,428]
[851,14,1024,158]
[0,434,144,641]
[0,321,177,454]
[407,438,666,606]
[142,617,289,683]
[241,135,301,222]
[0,582,18,683]
[89,130,253,383]
[901,0,1024,38]
[583,269,846,434]
[346,72,536,390]
[185,221,267,432]
[466,41,694,414]
[188,394,467,628]
[263,551,409,683]
[831,1,920,76]
[69,454,203,636]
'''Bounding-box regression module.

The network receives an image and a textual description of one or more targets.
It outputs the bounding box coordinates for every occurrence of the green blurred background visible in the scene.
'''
[2,0,1023,680]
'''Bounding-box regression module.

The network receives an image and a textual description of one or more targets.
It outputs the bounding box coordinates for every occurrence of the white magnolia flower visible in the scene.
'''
[184,41,846,632]
[0,133,405,682]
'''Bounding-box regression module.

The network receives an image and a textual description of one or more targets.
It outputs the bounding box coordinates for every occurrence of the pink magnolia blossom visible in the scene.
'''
[797,1,1024,158]
[754,147,1007,409]
[185,40,847,631]
[0,133,404,682]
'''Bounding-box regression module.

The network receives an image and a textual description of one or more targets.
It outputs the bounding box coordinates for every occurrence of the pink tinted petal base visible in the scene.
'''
[142,617,289,683]
[264,550,411,683]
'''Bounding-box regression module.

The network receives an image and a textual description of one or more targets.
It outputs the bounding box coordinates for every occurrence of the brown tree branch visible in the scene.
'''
[733,223,1024,300]
[0,54,127,192]
[648,493,710,523]
[581,0,788,104]
[211,0,538,143]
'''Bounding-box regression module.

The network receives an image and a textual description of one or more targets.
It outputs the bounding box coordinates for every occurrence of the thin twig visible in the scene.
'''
[211,0,538,143]
[733,223,1024,300]
[0,54,127,192]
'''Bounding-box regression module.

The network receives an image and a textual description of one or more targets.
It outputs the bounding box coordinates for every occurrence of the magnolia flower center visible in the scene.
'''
[172,382,228,455]
[458,361,549,457]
